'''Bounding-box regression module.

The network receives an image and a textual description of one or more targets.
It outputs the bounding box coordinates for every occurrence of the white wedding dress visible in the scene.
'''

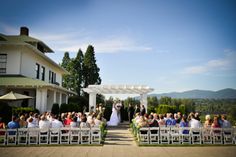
[107,104,120,126]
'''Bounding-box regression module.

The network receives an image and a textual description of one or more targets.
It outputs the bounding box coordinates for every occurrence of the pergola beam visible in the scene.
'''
[83,85,154,111]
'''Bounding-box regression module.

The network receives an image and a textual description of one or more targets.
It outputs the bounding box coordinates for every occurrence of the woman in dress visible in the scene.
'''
[107,103,120,126]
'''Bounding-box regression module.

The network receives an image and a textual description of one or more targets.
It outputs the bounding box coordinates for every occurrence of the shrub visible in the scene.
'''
[51,103,60,115]
[0,101,12,123]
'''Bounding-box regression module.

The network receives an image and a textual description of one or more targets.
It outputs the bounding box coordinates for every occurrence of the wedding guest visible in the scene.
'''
[158,114,166,126]
[221,115,231,128]
[138,116,148,128]
[140,105,146,116]
[8,116,20,129]
[70,116,78,128]
[189,113,201,128]
[94,114,102,127]
[27,117,37,128]
[19,115,27,128]
[39,115,51,129]
[179,115,189,134]
[51,115,63,128]
[32,113,39,127]
[148,115,159,127]
[64,114,73,126]
[80,115,90,128]
[128,104,134,123]
[134,104,140,116]
[0,117,6,135]
[204,115,212,128]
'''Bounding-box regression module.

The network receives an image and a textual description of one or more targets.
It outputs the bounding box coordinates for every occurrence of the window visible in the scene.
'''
[41,66,45,81]
[49,70,56,83]
[35,63,40,79]
[0,54,7,74]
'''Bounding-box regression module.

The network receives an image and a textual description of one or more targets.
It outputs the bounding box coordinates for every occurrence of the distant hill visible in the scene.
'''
[149,88,236,99]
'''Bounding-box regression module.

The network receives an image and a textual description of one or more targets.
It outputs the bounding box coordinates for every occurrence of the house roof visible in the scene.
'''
[0,34,53,52]
[0,76,77,95]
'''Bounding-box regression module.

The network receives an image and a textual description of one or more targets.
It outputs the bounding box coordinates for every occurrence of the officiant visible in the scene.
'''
[119,101,125,123]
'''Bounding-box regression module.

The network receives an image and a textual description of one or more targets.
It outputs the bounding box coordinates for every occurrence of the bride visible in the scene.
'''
[107,102,121,126]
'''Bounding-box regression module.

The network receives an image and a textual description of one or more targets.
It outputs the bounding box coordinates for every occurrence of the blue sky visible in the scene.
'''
[1,0,236,97]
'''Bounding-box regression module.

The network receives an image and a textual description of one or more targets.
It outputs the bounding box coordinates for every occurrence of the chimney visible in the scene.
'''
[20,27,29,36]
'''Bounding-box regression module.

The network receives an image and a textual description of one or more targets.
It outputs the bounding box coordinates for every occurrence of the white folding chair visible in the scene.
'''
[80,127,91,144]
[28,128,39,145]
[0,129,6,145]
[91,127,101,144]
[233,127,236,144]
[170,127,181,144]
[6,129,17,145]
[202,127,212,144]
[180,127,191,144]
[49,128,60,144]
[60,127,70,144]
[17,128,28,145]
[223,128,233,144]
[149,127,159,144]
[138,127,149,144]
[159,127,170,144]
[212,128,222,144]
[39,128,49,145]
[191,128,201,144]
[70,128,80,144]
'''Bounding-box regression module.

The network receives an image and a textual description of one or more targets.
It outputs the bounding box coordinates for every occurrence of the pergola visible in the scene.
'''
[83,85,154,111]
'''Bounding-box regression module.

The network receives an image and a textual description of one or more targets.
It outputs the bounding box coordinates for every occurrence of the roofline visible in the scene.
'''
[0,42,69,74]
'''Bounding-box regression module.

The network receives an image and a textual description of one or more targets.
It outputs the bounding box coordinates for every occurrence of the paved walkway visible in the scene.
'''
[1,122,236,157]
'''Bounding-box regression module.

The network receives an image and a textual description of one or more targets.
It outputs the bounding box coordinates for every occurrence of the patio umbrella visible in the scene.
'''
[0,91,33,100]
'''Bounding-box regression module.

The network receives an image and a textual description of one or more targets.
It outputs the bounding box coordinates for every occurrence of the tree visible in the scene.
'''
[71,49,84,96]
[83,45,101,88]
[61,52,73,90]
[51,103,59,115]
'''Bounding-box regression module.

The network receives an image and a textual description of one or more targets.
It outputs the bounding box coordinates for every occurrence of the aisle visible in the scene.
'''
[104,121,136,146]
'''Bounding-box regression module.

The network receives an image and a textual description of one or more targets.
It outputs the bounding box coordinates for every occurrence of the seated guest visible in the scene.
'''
[70,116,78,128]
[0,117,6,135]
[138,116,148,128]
[7,115,20,129]
[94,114,102,127]
[19,115,27,128]
[39,115,51,129]
[148,115,159,127]
[165,113,176,126]
[221,115,231,128]
[80,115,90,128]
[189,113,201,129]
[51,115,63,128]
[64,114,73,126]
[158,114,166,126]
[27,117,37,128]
[87,113,95,127]
[204,115,212,128]
[211,116,220,128]
[179,115,189,134]
[33,113,39,128]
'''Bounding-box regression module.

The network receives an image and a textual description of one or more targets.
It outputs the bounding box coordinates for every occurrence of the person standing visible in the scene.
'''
[128,104,134,123]
[140,104,146,116]
[120,101,125,123]
[134,104,140,116]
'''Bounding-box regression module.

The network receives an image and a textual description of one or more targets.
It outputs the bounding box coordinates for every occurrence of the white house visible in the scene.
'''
[0,27,76,113]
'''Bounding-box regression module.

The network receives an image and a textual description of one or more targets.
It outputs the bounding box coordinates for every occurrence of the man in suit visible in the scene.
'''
[134,104,140,116]
[128,104,134,123]
[140,104,146,116]
[120,101,125,123]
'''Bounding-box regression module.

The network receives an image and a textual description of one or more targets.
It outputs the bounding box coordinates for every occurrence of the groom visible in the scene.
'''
[120,101,125,123]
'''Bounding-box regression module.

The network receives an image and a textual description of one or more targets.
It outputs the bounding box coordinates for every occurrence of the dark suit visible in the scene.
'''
[140,107,146,116]
[128,106,134,123]
[120,104,125,123]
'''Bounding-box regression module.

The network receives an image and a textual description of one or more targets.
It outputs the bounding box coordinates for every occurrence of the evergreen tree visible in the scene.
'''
[71,49,84,96]
[61,52,73,90]
[83,45,101,87]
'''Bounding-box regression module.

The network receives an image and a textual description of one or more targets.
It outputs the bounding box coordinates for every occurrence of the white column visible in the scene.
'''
[41,88,47,113]
[140,93,148,110]
[59,92,62,105]
[89,92,97,112]
[36,88,42,112]
[53,91,57,103]
[65,94,68,104]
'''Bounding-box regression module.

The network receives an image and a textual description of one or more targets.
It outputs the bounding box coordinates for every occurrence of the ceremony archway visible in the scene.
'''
[83,85,154,111]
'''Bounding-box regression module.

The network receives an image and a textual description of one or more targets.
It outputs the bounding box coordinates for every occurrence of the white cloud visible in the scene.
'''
[183,50,236,75]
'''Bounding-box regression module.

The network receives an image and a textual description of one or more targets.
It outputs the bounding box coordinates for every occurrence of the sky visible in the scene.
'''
[0,0,236,98]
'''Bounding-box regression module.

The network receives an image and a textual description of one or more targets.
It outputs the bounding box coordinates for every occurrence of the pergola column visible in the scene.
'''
[140,93,148,110]
[89,92,97,112]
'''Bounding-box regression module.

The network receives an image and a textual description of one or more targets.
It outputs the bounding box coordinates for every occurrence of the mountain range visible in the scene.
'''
[149,88,236,99]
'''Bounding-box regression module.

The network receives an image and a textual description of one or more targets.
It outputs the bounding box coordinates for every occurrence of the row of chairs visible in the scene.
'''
[0,127,101,145]
[136,127,236,145]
